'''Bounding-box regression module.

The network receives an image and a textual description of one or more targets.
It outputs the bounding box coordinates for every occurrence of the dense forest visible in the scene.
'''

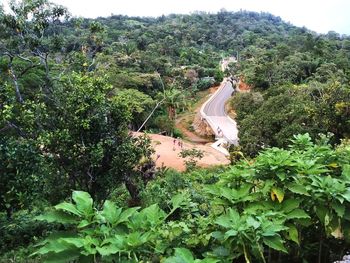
[1,0,350,262]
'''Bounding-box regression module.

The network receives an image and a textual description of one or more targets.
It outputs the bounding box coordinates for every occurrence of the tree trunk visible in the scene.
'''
[8,61,24,104]
[124,176,141,207]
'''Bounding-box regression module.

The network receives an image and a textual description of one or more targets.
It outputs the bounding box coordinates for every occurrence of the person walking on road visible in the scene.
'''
[217,126,222,137]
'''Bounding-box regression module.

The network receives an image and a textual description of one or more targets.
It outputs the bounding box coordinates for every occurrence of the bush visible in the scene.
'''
[30,134,350,263]
[0,209,53,258]
[150,114,175,135]
[173,128,184,139]
[196,78,215,91]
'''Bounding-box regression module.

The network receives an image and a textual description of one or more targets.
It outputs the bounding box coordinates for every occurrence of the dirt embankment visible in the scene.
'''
[176,116,211,143]
[175,86,220,141]
[225,76,251,119]
[191,114,214,138]
[237,76,251,92]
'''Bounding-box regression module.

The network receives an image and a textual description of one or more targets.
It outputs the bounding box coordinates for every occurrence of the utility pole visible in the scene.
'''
[137,98,165,132]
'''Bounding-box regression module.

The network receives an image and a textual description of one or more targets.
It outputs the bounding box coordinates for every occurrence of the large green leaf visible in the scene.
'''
[261,180,275,195]
[171,193,187,209]
[287,183,310,196]
[164,248,194,263]
[286,209,310,219]
[204,185,221,196]
[263,235,287,253]
[287,224,299,245]
[55,202,81,216]
[332,201,345,218]
[211,231,224,241]
[100,235,124,248]
[200,259,220,263]
[261,219,287,237]
[215,208,240,228]
[72,191,93,215]
[125,232,148,247]
[97,243,123,256]
[102,200,122,225]
[221,187,235,202]
[282,199,301,213]
[315,205,328,224]
[341,164,350,180]
[34,232,79,250]
[60,238,85,248]
[236,184,253,200]
[118,207,139,224]
[246,216,260,229]
[341,190,350,202]
[35,240,76,255]
[224,229,238,240]
[36,210,79,224]
[210,246,230,258]
[244,201,272,214]
[41,249,81,263]
[77,219,92,228]
[262,220,288,234]
[82,236,99,255]
[140,204,166,226]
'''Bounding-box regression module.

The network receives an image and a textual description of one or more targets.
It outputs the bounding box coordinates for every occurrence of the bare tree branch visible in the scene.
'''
[7,56,24,104]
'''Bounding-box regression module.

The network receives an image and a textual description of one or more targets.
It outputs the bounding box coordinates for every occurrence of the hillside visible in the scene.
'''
[1,1,350,262]
[61,11,350,155]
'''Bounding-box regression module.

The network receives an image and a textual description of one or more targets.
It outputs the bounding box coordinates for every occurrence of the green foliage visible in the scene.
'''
[140,168,187,209]
[112,88,154,129]
[30,136,350,262]
[206,134,350,262]
[39,72,154,203]
[32,191,188,262]
[230,92,264,120]
[0,136,47,217]
[173,128,184,139]
[179,148,204,171]
[149,114,175,135]
[165,248,218,263]
[161,87,188,121]
[0,209,51,256]
[228,145,245,165]
[234,83,350,156]
[151,136,350,262]
[195,78,215,91]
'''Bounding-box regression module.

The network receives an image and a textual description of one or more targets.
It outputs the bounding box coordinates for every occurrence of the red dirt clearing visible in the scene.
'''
[135,133,230,171]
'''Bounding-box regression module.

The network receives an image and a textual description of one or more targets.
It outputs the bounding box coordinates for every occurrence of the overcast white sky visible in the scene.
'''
[3,0,350,35]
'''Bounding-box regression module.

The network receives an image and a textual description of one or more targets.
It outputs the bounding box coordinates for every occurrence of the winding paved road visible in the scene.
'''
[201,79,239,145]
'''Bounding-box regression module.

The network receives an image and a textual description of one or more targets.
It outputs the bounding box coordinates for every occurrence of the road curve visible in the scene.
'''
[203,81,234,116]
[201,79,239,145]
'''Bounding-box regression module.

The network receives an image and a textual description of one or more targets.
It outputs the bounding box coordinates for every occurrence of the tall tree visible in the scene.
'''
[0,0,68,102]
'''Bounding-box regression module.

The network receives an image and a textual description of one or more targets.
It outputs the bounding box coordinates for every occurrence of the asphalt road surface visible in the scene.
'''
[202,81,239,144]
[203,82,234,116]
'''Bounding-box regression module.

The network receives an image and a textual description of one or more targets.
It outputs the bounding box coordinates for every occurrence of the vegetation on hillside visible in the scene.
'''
[1,0,350,262]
